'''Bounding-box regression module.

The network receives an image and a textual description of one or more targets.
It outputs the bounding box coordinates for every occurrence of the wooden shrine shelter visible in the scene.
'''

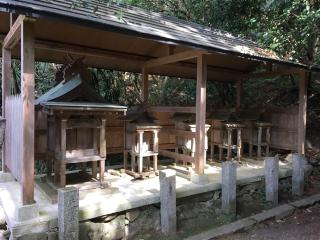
[0,0,320,208]
[35,59,127,188]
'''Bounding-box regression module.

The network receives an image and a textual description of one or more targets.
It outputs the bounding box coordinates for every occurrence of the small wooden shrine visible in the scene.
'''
[122,105,161,178]
[35,60,127,187]
[208,108,273,161]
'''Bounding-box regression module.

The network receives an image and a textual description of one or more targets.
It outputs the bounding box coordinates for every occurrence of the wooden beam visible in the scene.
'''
[159,149,195,163]
[162,129,196,138]
[195,54,207,174]
[298,70,307,154]
[0,34,245,79]
[21,20,35,205]
[1,47,11,172]
[141,67,149,103]
[3,15,25,49]
[144,49,206,69]
[236,79,243,109]
[147,106,196,113]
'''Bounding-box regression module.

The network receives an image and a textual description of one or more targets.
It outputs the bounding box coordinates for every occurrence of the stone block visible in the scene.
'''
[0,172,14,183]
[185,217,256,240]
[265,156,279,205]
[47,232,58,240]
[292,154,305,196]
[250,204,294,222]
[190,173,209,185]
[125,209,140,223]
[16,232,47,240]
[290,194,320,208]
[126,206,160,239]
[58,187,79,240]
[79,216,125,240]
[221,161,237,215]
[159,169,176,234]
[15,203,39,222]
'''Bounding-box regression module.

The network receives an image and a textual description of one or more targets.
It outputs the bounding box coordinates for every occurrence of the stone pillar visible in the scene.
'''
[221,161,237,215]
[292,153,305,196]
[265,156,279,205]
[58,187,79,240]
[159,169,176,234]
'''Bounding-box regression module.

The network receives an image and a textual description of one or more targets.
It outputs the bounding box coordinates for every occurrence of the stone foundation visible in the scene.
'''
[77,175,307,240]
[4,166,313,240]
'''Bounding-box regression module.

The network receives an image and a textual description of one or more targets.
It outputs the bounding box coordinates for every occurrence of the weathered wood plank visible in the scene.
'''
[1,48,11,172]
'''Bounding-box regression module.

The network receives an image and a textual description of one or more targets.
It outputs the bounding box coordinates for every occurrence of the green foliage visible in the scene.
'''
[122,0,319,65]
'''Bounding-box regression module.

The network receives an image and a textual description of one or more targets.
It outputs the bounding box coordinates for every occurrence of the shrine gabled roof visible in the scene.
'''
[35,74,127,110]
[0,0,318,71]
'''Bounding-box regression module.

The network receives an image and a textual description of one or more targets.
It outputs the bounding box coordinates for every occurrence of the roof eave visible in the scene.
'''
[0,2,318,72]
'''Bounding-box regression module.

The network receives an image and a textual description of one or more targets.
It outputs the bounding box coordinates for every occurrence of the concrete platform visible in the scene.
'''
[0,159,308,238]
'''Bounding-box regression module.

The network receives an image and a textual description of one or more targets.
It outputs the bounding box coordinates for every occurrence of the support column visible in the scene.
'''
[222,161,237,215]
[141,67,149,103]
[1,48,11,172]
[195,54,207,175]
[100,119,106,182]
[159,169,176,234]
[58,187,79,240]
[21,20,35,205]
[265,156,279,206]
[298,71,307,155]
[58,119,67,187]
[92,128,98,178]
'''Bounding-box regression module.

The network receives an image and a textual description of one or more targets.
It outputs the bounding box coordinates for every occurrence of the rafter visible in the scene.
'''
[3,15,25,49]
[143,49,207,69]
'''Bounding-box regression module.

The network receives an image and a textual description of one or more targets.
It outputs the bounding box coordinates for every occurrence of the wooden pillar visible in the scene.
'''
[92,128,98,178]
[141,67,149,103]
[99,119,106,182]
[298,71,307,155]
[236,79,243,109]
[46,115,55,181]
[195,54,207,174]
[153,130,159,173]
[137,130,144,174]
[1,48,11,172]
[21,20,35,205]
[59,119,67,187]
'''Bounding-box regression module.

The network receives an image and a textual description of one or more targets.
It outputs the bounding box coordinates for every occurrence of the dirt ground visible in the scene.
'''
[215,203,320,240]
